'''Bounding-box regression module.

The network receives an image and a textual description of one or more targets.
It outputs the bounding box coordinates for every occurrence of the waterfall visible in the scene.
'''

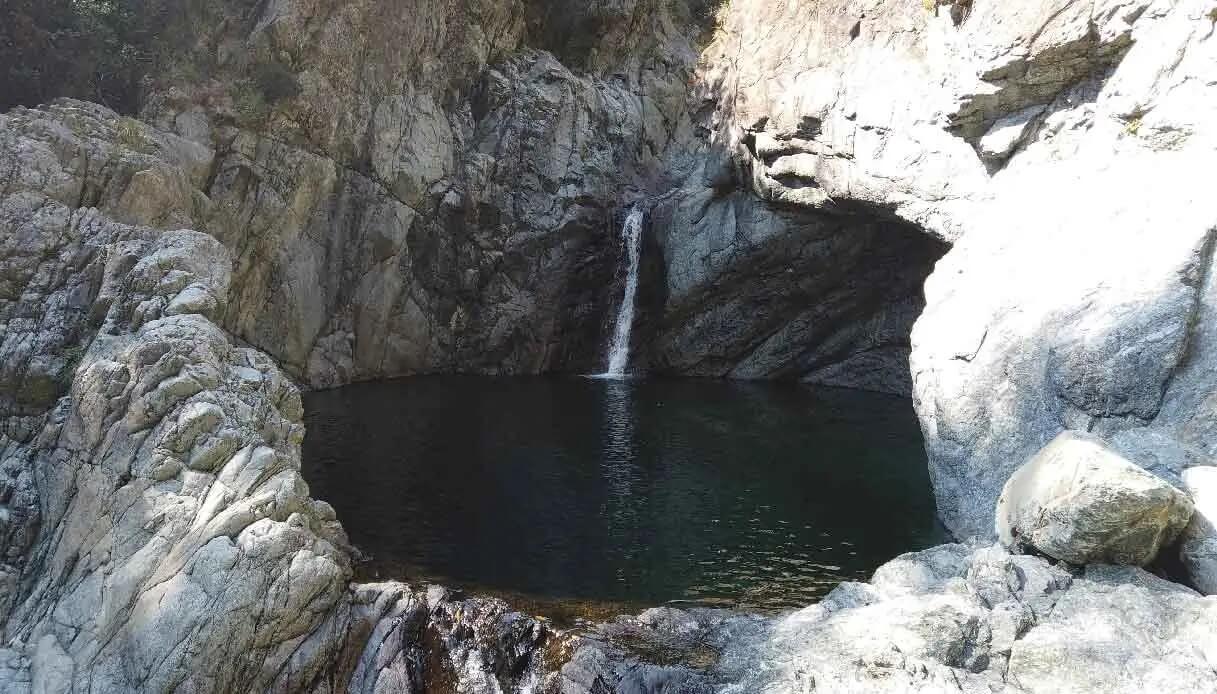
[601,205,646,378]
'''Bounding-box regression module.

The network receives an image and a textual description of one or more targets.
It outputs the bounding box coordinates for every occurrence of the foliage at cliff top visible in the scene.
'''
[0,0,173,113]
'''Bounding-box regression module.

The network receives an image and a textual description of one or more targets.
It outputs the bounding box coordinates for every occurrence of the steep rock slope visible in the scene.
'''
[73,0,943,393]
[0,101,554,693]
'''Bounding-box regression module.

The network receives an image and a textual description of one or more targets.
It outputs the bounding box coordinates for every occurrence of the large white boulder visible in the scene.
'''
[997,431,1193,565]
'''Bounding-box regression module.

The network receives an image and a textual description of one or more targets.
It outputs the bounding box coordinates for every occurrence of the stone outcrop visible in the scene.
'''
[0,100,555,693]
[666,0,1217,537]
[4,0,1217,691]
[996,431,1193,566]
[553,544,1217,693]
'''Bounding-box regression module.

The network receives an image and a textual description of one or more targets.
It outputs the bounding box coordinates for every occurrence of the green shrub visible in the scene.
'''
[232,83,269,125]
[0,0,171,113]
[116,116,151,150]
[253,61,301,104]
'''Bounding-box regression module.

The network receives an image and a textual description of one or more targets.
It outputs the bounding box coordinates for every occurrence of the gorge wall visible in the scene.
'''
[134,0,703,384]
[45,0,944,394]
[683,0,1217,540]
[2,0,1217,692]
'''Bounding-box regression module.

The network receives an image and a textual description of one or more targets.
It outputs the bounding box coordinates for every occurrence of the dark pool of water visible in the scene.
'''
[302,377,946,614]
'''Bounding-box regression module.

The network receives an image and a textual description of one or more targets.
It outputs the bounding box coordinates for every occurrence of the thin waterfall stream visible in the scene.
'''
[601,205,646,378]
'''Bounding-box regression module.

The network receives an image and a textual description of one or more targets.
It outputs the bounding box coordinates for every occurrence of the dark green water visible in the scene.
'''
[302,377,945,615]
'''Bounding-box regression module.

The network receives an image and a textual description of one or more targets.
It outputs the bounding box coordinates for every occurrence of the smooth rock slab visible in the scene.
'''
[997,431,1193,565]
[1008,566,1217,694]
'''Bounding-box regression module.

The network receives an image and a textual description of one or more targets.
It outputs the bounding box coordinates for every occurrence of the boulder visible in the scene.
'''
[997,431,1193,565]
[1179,466,1217,595]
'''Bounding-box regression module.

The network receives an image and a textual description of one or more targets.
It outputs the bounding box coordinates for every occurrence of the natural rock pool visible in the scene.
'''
[303,377,946,618]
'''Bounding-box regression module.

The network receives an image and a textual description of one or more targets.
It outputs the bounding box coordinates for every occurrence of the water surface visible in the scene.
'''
[303,377,945,616]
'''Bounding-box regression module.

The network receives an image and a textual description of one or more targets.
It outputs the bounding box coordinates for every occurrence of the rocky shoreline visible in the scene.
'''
[2,0,1217,691]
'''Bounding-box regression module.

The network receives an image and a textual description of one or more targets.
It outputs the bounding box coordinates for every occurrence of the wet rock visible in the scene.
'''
[546,607,756,694]
[997,431,1193,566]
[0,110,553,691]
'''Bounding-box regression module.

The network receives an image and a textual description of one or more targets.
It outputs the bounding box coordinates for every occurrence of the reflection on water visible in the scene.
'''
[302,377,946,615]
[601,380,639,560]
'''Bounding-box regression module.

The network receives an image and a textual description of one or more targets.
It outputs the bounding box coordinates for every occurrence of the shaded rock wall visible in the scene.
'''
[128,0,712,385]
[554,544,1217,694]
[641,183,945,394]
[80,0,943,392]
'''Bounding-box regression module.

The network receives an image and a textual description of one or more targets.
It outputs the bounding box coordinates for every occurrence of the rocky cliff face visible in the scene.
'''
[126,0,714,385]
[3,0,1217,692]
[0,102,556,692]
[37,0,942,394]
[679,0,1217,539]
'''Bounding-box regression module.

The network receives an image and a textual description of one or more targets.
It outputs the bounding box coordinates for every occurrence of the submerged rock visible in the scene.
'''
[997,431,1193,566]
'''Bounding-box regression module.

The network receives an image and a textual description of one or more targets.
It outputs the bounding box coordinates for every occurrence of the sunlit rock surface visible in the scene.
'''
[553,545,1217,694]
[674,0,1217,538]
[997,431,1193,566]
[0,103,551,692]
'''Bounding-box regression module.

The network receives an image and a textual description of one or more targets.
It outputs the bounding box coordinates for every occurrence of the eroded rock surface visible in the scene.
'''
[668,0,1217,537]
[552,544,1217,694]
[0,101,553,693]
